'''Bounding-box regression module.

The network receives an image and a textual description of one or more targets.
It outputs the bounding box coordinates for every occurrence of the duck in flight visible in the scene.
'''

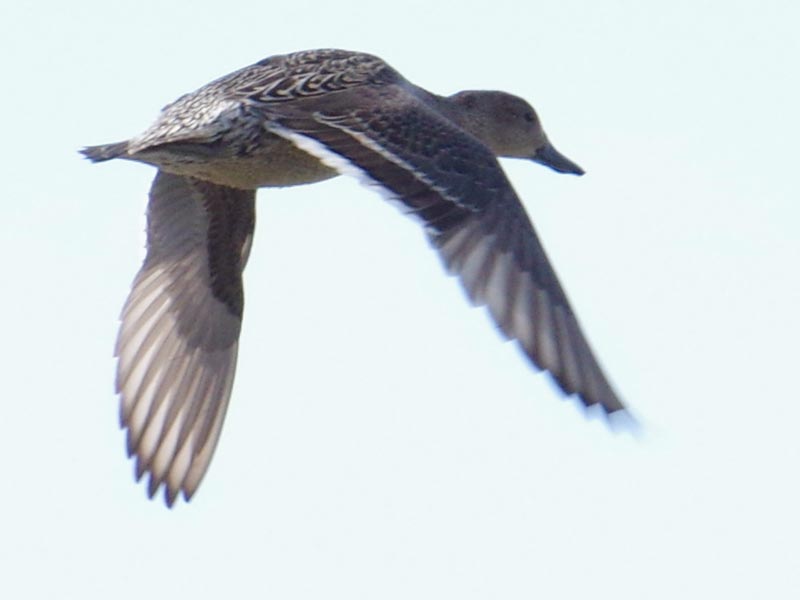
[82,48,627,506]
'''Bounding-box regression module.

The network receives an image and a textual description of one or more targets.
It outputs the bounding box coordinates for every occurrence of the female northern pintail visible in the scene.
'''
[82,48,628,506]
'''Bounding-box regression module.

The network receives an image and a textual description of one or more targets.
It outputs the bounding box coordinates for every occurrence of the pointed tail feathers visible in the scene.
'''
[80,141,129,162]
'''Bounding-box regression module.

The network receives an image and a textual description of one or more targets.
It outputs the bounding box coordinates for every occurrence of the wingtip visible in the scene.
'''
[134,456,148,481]
[606,408,642,437]
[569,396,640,436]
[164,485,179,508]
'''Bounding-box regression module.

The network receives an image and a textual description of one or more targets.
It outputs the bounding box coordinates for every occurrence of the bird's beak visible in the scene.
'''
[532,143,585,176]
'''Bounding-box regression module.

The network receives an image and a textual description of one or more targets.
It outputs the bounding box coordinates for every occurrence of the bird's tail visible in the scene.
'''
[80,141,130,162]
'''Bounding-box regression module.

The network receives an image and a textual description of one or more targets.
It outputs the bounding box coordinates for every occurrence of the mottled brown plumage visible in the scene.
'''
[82,48,626,506]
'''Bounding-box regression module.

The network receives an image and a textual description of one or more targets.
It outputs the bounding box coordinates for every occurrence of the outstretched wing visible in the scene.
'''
[260,85,625,414]
[116,171,255,505]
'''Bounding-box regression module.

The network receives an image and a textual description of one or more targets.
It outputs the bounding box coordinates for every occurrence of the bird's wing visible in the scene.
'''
[116,171,255,506]
[259,86,625,414]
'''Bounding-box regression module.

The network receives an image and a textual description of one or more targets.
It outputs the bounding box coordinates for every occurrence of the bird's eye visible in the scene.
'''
[524,112,535,123]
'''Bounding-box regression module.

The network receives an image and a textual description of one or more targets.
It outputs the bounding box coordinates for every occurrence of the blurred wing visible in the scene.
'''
[262,86,624,413]
[116,171,255,505]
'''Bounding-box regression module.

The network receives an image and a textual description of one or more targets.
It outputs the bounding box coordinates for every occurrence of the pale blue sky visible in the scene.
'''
[2,1,799,598]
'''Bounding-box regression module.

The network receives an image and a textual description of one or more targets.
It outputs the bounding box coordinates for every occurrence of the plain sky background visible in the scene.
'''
[2,1,798,598]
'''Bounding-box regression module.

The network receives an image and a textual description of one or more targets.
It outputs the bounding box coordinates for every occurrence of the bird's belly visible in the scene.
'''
[130,133,339,189]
